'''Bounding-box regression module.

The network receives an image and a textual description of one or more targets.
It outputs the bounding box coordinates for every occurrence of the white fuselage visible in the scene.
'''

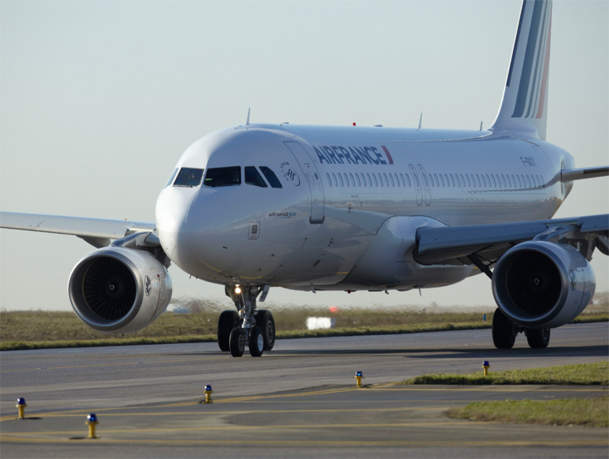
[155,124,573,292]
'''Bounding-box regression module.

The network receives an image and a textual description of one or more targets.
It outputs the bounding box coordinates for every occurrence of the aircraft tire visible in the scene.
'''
[492,309,517,349]
[218,310,240,352]
[249,326,264,357]
[256,310,275,351]
[526,328,550,349]
[229,327,245,357]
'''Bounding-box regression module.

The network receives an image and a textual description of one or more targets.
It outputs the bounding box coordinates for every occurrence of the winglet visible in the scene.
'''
[246,107,251,126]
[490,0,553,140]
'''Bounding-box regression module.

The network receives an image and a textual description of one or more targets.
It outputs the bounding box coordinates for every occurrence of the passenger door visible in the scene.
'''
[284,141,325,224]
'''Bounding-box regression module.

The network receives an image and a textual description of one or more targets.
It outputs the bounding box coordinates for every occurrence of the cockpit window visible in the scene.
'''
[245,167,268,188]
[259,166,283,188]
[173,167,204,187]
[204,166,241,187]
[164,168,179,188]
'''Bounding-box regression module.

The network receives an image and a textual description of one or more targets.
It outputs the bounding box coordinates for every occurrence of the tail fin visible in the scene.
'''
[490,0,552,140]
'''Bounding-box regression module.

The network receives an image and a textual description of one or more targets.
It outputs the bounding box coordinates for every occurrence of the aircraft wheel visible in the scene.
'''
[229,327,245,357]
[249,326,264,357]
[256,310,275,351]
[218,310,240,352]
[526,328,550,349]
[492,309,517,349]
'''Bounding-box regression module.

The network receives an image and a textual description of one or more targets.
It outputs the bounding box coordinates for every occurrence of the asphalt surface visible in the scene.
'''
[1,322,607,458]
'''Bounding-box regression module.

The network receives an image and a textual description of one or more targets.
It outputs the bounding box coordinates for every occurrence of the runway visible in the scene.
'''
[1,323,607,458]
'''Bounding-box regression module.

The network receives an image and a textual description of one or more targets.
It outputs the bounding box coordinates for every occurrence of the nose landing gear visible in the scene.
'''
[217,284,275,357]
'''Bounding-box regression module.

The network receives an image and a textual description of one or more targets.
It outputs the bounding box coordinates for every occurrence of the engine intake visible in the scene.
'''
[69,247,172,334]
[492,241,595,328]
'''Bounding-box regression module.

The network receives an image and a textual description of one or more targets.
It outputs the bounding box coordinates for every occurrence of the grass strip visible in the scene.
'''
[448,396,609,428]
[412,363,609,427]
[403,362,609,385]
[1,307,606,351]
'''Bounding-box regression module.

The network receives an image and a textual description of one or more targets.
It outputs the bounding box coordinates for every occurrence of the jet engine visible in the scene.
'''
[492,241,595,329]
[68,247,172,334]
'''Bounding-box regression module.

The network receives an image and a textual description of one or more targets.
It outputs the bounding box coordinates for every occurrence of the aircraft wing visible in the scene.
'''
[561,166,609,182]
[415,214,609,267]
[0,212,156,248]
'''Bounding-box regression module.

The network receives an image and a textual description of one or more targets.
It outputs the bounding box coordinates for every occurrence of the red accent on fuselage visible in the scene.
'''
[381,145,394,165]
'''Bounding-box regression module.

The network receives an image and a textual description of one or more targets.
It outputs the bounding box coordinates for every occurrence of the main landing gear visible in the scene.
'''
[492,308,550,349]
[217,284,275,357]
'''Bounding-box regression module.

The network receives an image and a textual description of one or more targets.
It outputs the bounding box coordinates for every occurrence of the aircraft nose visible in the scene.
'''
[156,187,198,260]
[157,187,236,277]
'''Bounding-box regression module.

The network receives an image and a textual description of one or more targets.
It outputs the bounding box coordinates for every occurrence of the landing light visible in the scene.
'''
[234,285,242,295]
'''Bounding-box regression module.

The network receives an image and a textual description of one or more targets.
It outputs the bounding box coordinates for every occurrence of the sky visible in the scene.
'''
[1,0,607,312]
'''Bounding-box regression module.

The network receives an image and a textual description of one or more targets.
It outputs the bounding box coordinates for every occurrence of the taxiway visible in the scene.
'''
[1,323,607,458]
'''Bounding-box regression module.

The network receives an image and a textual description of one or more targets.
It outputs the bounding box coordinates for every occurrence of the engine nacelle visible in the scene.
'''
[68,247,172,334]
[492,241,595,329]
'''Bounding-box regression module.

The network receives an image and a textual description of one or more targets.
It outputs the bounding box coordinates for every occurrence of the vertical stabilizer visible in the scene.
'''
[490,0,552,140]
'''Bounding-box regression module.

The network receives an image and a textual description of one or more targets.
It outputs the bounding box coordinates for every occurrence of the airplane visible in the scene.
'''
[1,0,607,357]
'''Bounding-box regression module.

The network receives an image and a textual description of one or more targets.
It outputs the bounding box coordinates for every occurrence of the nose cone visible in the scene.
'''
[157,187,238,280]
[156,186,193,260]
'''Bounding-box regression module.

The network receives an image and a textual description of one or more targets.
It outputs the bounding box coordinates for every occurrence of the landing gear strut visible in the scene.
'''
[217,284,275,357]
[492,308,551,349]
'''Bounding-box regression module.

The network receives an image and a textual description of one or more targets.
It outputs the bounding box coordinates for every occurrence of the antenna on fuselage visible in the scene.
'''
[417,113,423,130]
[246,107,251,126]
[479,121,483,131]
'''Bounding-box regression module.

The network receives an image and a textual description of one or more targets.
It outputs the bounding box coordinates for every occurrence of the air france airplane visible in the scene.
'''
[2,0,607,357]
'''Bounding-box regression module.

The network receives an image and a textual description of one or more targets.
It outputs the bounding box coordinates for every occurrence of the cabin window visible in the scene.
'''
[245,167,268,188]
[525,175,531,188]
[326,173,332,187]
[338,173,344,187]
[372,174,378,187]
[388,173,395,187]
[443,173,450,187]
[174,167,204,187]
[404,173,411,187]
[449,174,455,187]
[355,173,361,187]
[350,173,356,187]
[332,173,338,187]
[259,167,282,188]
[204,166,241,187]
